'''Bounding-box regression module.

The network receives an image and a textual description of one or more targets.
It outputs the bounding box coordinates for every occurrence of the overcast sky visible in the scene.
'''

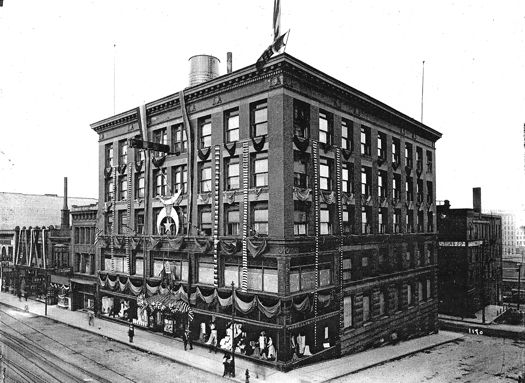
[0,1,524,211]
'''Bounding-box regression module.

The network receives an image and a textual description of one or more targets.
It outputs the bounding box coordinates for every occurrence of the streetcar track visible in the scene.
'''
[0,304,137,383]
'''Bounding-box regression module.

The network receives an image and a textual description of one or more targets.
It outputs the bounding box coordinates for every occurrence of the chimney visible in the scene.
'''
[473,187,482,214]
[61,177,70,228]
[444,200,451,210]
[227,52,232,74]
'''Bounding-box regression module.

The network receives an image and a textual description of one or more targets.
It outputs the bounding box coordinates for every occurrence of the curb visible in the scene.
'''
[0,301,246,382]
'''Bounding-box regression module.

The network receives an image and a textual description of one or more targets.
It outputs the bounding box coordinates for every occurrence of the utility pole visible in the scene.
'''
[231,281,236,378]
[518,264,522,311]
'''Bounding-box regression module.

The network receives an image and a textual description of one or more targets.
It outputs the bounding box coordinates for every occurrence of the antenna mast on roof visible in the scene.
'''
[420,60,425,123]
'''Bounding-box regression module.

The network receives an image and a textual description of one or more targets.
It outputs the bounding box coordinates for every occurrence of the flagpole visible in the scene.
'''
[283,29,291,53]
[420,60,425,123]
[113,43,116,116]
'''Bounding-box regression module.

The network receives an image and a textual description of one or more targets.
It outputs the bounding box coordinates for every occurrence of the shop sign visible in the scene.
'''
[467,240,484,247]
[438,241,466,247]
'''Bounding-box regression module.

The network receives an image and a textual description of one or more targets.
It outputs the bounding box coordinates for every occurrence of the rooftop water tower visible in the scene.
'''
[188,54,220,87]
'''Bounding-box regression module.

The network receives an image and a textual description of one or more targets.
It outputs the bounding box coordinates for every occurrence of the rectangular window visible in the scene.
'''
[406,176,414,202]
[225,109,239,143]
[251,100,268,137]
[172,165,188,194]
[379,291,386,316]
[393,173,401,200]
[361,166,371,197]
[343,296,353,328]
[406,210,414,233]
[153,128,168,157]
[226,207,240,236]
[416,147,423,172]
[341,119,353,150]
[293,99,310,138]
[342,206,352,234]
[407,284,413,306]
[342,256,352,280]
[134,256,144,276]
[135,172,144,199]
[393,209,401,233]
[294,201,309,236]
[117,210,128,234]
[105,178,114,202]
[105,214,113,234]
[252,204,268,236]
[224,265,239,287]
[199,162,212,193]
[319,110,333,144]
[342,163,352,193]
[360,126,371,156]
[417,179,424,203]
[135,210,144,234]
[199,116,212,148]
[426,150,433,173]
[392,138,400,164]
[418,281,424,302]
[225,158,240,190]
[362,295,370,322]
[377,132,386,159]
[362,206,371,234]
[426,278,432,299]
[263,269,278,293]
[405,142,413,168]
[118,176,127,201]
[320,205,332,234]
[378,170,387,199]
[320,158,332,191]
[294,153,309,188]
[252,153,268,187]
[119,140,128,165]
[154,169,167,196]
[198,262,214,284]
[247,268,263,291]
[136,147,145,163]
[105,143,113,168]
[199,207,212,236]
[379,208,387,234]
[427,181,433,204]
[172,124,187,153]
[319,264,331,286]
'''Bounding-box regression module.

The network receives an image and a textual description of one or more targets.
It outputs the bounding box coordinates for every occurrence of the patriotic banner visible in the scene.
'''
[256,30,289,70]
[273,0,281,40]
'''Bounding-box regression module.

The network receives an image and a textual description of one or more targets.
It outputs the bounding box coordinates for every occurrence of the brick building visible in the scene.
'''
[437,190,502,317]
[91,53,441,369]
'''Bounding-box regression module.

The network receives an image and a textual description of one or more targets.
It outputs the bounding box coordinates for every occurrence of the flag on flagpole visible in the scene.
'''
[273,0,281,40]
[256,30,289,70]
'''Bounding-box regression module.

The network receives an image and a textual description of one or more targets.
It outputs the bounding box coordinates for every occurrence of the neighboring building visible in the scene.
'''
[0,179,96,307]
[69,203,98,311]
[500,212,517,257]
[437,190,503,318]
[91,53,441,369]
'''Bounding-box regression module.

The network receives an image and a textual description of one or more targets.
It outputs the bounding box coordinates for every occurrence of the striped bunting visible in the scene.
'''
[213,145,221,287]
[111,166,117,272]
[312,140,320,348]
[241,142,250,291]
[335,147,345,334]
[126,162,132,274]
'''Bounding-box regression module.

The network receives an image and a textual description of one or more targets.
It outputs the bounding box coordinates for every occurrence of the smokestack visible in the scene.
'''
[61,177,70,228]
[473,187,482,214]
[227,52,232,74]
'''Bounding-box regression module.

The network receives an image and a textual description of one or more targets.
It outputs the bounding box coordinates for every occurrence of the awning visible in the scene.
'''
[70,278,96,285]
[50,275,70,285]
[142,294,194,322]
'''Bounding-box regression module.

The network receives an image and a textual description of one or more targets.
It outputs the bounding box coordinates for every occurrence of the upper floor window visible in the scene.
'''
[360,126,371,156]
[392,138,400,164]
[377,132,386,159]
[342,206,354,234]
[251,100,268,138]
[105,178,114,202]
[119,140,128,165]
[135,171,144,198]
[379,208,387,234]
[172,165,188,194]
[199,207,212,236]
[293,99,310,138]
[406,176,414,202]
[378,170,387,199]
[199,162,212,193]
[252,203,268,236]
[416,147,423,172]
[135,210,144,234]
[362,294,371,322]
[319,110,333,144]
[405,142,413,168]
[417,179,424,203]
[320,158,332,191]
[393,173,401,200]
[199,116,212,148]
[426,150,433,173]
[343,296,353,327]
[341,118,353,150]
[294,201,309,236]
[252,153,268,187]
[105,143,113,168]
[118,176,127,200]
[154,169,167,196]
[136,148,145,163]
[427,181,433,204]
[225,205,240,236]
[361,166,371,197]
[172,124,187,154]
[153,128,167,157]
[320,204,332,234]
[225,109,239,143]
[294,153,309,188]
[117,210,128,235]
[342,162,352,193]
[393,209,401,233]
[362,206,371,234]
[226,157,240,190]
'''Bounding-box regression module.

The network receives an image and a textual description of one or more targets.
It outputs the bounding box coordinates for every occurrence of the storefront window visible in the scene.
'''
[198,262,214,285]
[247,268,263,291]
[224,265,239,287]
[135,257,144,276]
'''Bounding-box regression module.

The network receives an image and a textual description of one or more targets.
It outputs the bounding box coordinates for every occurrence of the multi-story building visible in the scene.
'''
[500,212,517,257]
[437,190,502,317]
[91,53,441,369]
[69,203,98,311]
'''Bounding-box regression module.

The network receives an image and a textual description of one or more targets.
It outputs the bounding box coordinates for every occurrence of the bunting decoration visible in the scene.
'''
[241,141,250,291]
[224,141,237,157]
[312,140,320,349]
[293,135,310,152]
[335,147,345,335]
[198,146,212,161]
[246,237,268,258]
[219,239,241,255]
[341,148,352,160]
[293,187,311,202]
[251,135,266,152]
[213,145,221,287]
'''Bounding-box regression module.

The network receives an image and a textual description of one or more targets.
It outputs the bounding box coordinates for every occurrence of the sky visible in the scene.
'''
[0,1,524,211]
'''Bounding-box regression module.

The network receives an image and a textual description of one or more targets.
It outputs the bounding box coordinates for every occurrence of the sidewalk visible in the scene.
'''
[0,291,462,383]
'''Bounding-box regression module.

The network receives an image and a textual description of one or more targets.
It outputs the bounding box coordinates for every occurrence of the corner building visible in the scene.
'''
[91,53,441,370]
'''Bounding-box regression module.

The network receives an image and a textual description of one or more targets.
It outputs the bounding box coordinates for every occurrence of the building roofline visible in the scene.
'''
[0,192,96,200]
[91,53,442,141]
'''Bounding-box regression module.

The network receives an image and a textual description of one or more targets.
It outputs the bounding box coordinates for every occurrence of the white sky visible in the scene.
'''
[0,1,524,211]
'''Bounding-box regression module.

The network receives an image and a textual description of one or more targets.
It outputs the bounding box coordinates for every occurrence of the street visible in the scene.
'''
[0,304,223,383]
[336,334,525,383]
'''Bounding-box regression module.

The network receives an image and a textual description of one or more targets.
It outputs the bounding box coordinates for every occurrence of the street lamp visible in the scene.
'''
[517,264,522,311]
[231,281,236,378]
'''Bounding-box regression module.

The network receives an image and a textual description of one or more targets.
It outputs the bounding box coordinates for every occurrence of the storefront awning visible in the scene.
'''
[50,275,70,285]
[70,278,96,285]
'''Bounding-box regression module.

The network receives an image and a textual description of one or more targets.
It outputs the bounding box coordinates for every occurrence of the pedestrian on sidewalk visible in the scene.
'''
[222,352,233,377]
[206,322,217,353]
[128,324,135,343]
[88,312,94,327]
[183,325,193,351]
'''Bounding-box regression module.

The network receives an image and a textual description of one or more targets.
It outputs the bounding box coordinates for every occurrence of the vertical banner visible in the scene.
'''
[312,140,320,348]
[241,142,250,291]
[126,163,132,274]
[213,145,221,287]
[111,166,117,272]
[335,147,344,336]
